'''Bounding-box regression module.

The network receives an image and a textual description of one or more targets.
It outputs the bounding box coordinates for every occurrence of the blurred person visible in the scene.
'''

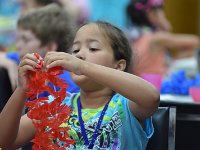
[0,3,79,98]
[0,4,79,149]
[0,0,60,90]
[17,3,79,92]
[126,0,199,77]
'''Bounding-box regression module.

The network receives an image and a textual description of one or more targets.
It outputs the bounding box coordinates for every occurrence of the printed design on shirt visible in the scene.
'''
[67,111,122,149]
[93,111,122,149]
[60,111,83,145]
[59,95,125,149]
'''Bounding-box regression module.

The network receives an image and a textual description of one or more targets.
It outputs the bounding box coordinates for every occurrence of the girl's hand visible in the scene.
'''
[18,53,39,90]
[44,52,84,75]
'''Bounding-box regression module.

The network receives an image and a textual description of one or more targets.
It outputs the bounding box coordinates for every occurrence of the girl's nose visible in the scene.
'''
[75,49,86,60]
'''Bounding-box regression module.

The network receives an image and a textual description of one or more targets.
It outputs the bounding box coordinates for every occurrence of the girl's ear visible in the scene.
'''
[115,59,126,71]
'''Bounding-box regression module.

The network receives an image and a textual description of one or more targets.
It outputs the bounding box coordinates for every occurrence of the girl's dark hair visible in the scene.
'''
[127,0,163,27]
[93,21,133,72]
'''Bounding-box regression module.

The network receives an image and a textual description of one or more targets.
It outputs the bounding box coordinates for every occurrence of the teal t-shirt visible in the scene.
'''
[52,92,154,149]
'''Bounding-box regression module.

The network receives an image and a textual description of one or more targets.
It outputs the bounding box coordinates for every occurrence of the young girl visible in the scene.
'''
[0,21,159,149]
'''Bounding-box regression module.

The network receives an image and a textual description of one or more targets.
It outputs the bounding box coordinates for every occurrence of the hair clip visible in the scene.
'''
[134,0,163,11]
[148,0,163,7]
[135,2,146,10]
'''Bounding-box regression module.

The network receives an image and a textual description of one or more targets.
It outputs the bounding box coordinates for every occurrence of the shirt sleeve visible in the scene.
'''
[116,93,154,138]
[6,51,20,64]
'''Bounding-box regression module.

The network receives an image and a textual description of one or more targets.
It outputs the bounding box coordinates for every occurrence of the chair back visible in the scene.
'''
[146,107,176,150]
[0,67,12,112]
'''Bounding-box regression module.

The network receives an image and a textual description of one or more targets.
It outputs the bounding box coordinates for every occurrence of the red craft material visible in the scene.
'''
[25,53,74,149]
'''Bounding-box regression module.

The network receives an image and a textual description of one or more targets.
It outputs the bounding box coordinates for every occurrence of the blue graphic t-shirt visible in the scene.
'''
[57,93,154,150]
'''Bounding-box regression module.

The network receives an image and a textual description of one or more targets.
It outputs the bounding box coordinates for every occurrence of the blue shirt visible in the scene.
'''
[54,92,154,149]
[6,51,80,93]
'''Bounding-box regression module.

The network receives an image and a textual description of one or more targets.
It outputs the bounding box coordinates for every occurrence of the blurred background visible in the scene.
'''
[165,0,200,58]
[165,0,199,35]
[0,0,199,51]
[0,0,20,51]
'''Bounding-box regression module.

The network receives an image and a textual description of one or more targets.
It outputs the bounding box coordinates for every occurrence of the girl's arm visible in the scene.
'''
[150,32,199,54]
[81,62,160,121]
[45,52,160,122]
[0,53,38,148]
[0,88,36,149]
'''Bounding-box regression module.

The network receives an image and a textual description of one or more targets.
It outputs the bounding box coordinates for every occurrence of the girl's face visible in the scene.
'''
[16,28,48,58]
[147,8,172,31]
[71,23,117,87]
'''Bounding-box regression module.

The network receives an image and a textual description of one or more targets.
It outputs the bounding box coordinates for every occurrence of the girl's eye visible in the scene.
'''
[72,49,79,54]
[89,48,99,51]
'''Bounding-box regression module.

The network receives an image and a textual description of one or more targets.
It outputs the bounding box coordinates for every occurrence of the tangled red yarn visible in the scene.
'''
[25,53,74,149]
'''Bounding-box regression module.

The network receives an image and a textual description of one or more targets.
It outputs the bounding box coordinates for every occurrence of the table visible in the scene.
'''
[160,94,200,150]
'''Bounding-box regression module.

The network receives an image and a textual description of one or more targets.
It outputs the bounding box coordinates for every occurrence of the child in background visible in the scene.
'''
[0,21,159,149]
[0,4,79,93]
[0,4,79,149]
[126,0,199,77]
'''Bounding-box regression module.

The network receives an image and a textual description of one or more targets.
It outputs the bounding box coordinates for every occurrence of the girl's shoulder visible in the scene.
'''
[111,93,128,107]
[48,92,79,107]
[62,92,80,107]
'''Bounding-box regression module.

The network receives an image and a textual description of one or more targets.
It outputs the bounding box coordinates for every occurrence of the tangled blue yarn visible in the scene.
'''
[160,70,200,95]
